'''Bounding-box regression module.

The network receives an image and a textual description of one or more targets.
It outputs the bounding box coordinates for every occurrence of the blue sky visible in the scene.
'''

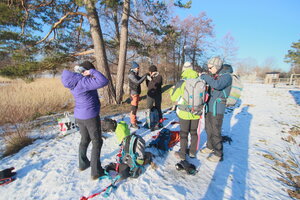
[175,0,300,72]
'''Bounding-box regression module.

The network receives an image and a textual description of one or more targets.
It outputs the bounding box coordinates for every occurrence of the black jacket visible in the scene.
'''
[128,70,147,95]
[146,72,163,98]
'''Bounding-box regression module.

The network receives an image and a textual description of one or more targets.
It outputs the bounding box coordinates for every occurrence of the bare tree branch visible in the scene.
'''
[36,12,87,44]
[72,49,95,56]
[129,14,149,29]
[27,0,55,10]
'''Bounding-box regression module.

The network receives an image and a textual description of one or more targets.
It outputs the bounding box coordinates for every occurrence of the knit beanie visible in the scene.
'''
[182,62,193,72]
[149,65,157,72]
[207,57,223,71]
[131,61,139,69]
[79,61,96,70]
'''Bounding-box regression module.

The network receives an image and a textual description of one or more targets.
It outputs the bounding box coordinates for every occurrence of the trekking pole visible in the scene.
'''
[80,175,121,200]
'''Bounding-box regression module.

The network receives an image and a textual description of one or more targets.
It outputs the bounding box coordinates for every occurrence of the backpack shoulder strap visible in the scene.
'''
[129,134,137,156]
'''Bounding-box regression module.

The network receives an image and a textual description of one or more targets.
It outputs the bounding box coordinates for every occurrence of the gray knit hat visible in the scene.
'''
[207,57,223,71]
[182,61,193,72]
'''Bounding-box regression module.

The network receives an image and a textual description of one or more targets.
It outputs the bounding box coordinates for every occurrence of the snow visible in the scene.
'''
[1,83,299,200]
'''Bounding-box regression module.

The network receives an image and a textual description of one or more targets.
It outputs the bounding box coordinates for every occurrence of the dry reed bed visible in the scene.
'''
[0,78,74,125]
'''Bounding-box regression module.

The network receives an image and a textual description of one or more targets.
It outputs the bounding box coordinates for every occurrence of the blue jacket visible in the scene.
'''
[200,68,232,115]
[61,69,109,120]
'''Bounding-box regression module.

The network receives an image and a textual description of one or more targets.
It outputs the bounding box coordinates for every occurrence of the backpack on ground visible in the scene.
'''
[106,134,145,179]
[223,74,243,107]
[101,118,117,132]
[171,78,206,115]
[119,134,145,178]
[144,106,160,130]
[148,128,180,152]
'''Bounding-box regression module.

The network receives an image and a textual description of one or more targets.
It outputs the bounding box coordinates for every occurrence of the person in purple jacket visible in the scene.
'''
[61,61,109,180]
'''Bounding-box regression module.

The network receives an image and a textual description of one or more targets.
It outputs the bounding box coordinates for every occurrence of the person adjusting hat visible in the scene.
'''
[61,60,109,180]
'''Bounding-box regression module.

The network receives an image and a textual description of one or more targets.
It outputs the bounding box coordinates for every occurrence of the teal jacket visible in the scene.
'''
[200,68,232,116]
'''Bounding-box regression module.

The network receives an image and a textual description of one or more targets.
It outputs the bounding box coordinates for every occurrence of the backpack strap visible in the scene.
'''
[213,98,222,116]
[129,135,136,158]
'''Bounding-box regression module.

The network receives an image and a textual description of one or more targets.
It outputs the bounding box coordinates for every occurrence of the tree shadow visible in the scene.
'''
[289,90,300,105]
[202,105,252,200]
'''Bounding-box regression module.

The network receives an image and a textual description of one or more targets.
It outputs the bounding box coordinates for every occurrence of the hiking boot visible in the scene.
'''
[189,153,196,159]
[174,151,186,160]
[130,124,139,129]
[207,154,222,162]
[91,174,102,180]
[91,168,105,180]
[200,147,213,154]
[175,160,197,175]
[79,163,90,172]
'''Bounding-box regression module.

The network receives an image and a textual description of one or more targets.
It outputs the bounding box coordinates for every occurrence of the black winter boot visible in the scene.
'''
[175,160,197,175]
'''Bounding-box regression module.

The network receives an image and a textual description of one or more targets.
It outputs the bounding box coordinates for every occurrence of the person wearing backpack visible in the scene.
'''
[146,65,163,128]
[199,57,232,162]
[105,121,152,179]
[172,61,202,160]
[128,61,148,128]
[61,61,109,180]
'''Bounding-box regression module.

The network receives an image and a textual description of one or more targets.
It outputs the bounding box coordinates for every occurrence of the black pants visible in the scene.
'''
[76,115,103,177]
[179,118,199,159]
[205,112,224,157]
[147,95,162,120]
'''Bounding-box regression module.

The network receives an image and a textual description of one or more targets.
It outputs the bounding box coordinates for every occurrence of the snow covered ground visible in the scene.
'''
[0,83,299,200]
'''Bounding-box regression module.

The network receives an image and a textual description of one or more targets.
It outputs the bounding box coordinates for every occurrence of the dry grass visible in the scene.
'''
[289,126,300,136]
[0,77,74,125]
[2,125,35,157]
[0,76,13,83]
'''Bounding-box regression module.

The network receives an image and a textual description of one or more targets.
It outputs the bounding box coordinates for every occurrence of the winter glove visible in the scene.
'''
[0,167,16,179]
[74,65,86,73]
[136,159,144,165]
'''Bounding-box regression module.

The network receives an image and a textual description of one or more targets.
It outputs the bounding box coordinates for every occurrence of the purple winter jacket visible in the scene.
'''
[61,69,109,120]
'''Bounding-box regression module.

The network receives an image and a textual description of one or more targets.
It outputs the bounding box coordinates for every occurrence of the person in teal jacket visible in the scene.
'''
[199,57,232,162]
[171,62,201,160]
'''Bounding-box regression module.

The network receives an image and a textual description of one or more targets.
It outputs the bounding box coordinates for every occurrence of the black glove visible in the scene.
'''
[0,167,16,179]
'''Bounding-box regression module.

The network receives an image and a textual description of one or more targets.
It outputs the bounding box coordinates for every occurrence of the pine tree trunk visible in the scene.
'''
[84,0,116,104]
[115,0,130,104]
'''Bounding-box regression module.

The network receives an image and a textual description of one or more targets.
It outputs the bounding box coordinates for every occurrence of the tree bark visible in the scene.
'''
[84,0,116,104]
[115,0,130,104]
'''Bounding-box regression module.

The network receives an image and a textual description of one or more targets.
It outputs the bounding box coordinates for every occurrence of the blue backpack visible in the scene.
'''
[149,128,180,152]
[144,106,160,130]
